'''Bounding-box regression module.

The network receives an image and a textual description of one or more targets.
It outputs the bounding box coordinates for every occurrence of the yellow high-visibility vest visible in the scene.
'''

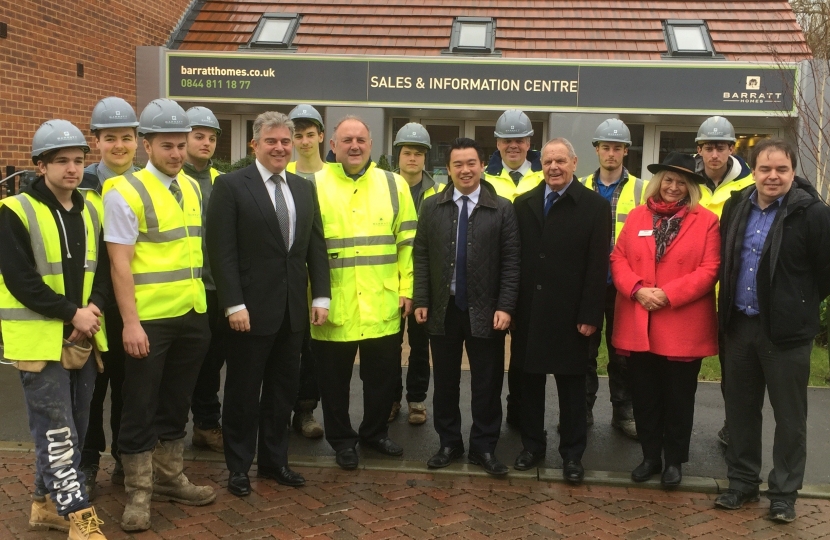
[579,170,647,241]
[0,193,108,360]
[311,163,417,342]
[103,169,206,321]
[485,168,544,201]
[700,176,755,219]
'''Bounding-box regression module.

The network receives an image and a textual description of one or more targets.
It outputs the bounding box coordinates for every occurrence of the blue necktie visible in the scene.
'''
[544,191,560,217]
[455,195,469,311]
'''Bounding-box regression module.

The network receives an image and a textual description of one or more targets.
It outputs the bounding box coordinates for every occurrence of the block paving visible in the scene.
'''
[2,451,830,539]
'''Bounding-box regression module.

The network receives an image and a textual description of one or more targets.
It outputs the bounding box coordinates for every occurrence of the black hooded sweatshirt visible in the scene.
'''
[0,177,111,337]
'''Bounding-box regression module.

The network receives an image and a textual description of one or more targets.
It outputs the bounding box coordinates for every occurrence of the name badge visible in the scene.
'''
[638,230,653,237]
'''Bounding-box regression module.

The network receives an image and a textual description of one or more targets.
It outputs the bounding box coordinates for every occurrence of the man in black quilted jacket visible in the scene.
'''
[412,137,520,476]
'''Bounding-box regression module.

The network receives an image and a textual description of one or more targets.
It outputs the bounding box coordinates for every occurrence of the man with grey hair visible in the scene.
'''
[511,138,611,484]
[207,111,331,496]
[311,115,417,470]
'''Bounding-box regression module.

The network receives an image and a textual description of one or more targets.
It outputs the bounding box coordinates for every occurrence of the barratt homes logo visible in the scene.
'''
[723,75,782,104]
[56,131,77,141]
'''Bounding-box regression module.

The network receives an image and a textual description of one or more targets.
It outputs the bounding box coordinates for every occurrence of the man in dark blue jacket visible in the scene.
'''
[715,138,830,523]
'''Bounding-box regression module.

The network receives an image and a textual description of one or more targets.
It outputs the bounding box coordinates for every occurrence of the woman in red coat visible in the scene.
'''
[611,152,720,488]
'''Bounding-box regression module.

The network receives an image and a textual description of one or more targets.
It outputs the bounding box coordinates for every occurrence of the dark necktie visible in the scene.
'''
[271,175,291,248]
[455,195,470,311]
[169,179,183,208]
[509,170,523,185]
[544,190,560,217]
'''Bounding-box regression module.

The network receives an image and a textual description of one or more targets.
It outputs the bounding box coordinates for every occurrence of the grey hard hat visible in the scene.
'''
[186,106,221,136]
[592,119,632,147]
[137,99,191,136]
[31,120,90,164]
[696,116,736,143]
[494,109,534,138]
[288,103,324,131]
[90,97,139,131]
[394,122,431,150]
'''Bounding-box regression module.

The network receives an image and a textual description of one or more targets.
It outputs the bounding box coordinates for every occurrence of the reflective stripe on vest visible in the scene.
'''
[104,169,206,321]
[0,193,106,360]
[124,171,203,243]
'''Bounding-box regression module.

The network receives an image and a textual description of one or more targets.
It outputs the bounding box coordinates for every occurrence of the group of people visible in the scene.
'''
[1,98,828,540]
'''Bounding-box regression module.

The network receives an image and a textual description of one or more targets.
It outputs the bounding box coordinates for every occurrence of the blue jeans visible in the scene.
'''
[20,357,97,516]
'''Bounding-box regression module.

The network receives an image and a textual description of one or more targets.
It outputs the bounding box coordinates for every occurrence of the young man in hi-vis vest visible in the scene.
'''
[103,99,215,532]
[0,120,111,539]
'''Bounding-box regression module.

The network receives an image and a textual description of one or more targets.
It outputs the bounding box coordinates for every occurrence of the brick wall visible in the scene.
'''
[0,0,193,174]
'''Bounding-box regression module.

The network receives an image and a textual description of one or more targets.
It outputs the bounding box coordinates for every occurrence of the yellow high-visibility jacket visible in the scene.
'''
[311,162,417,342]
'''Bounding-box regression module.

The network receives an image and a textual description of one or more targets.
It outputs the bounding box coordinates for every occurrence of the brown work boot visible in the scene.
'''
[68,506,106,539]
[407,402,427,425]
[192,425,225,453]
[292,410,324,438]
[29,495,69,532]
[120,451,153,532]
[388,401,401,423]
[152,439,215,506]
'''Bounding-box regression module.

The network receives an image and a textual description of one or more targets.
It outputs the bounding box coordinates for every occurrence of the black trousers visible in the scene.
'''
[395,313,431,403]
[724,312,811,503]
[293,328,320,411]
[312,333,399,452]
[521,372,587,461]
[586,283,632,412]
[506,327,526,417]
[190,289,228,429]
[118,310,210,454]
[223,311,304,473]
[628,352,701,465]
[429,301,504,454]
[81,306,125,467]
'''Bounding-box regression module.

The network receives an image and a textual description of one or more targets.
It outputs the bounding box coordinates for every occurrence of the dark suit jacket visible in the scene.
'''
[512,178,611,374]
[206,163,330,336]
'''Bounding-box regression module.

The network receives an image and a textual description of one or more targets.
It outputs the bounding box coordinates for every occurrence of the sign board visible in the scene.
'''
[167,52,798,116]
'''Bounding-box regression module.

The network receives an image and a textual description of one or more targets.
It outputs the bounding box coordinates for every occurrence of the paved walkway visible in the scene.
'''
[2,451,830,539]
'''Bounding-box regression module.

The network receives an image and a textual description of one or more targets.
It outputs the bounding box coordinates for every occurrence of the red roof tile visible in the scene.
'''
[176,0,810,61]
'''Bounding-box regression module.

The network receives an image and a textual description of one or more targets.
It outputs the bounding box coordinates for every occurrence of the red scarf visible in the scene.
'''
[647,197,688,262]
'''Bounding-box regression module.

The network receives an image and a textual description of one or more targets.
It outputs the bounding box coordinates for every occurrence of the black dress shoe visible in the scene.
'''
[258,466,305,487]
[514,449,545,471]
[468,451,508,476]
[563,460,585,484]
[661,464,682,487]
[362,437,403,456]
[631,459,662,483]
[714,488,761,510]
[427,446,464,469]
[768,499,796,523]
[227,471,251,497]
[336,447,359,470]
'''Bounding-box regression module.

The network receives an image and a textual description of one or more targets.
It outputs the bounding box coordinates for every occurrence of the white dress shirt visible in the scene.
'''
[226,160,329,316]
[450,185,481,295]
[503,159,532,178]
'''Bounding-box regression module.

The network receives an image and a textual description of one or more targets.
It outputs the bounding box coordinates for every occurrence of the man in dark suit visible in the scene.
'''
[207,111,331,497]
[511,138,611,483]
[413,137,520,475]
